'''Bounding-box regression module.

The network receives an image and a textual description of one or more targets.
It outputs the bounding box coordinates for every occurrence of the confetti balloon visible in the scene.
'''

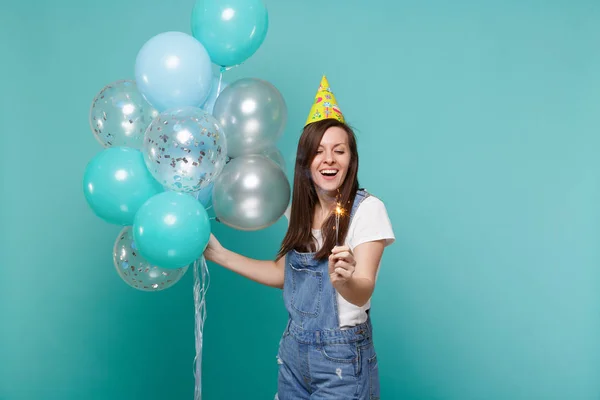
[113,226,189,291]
[89,80,158,149]
[142,106,228,193]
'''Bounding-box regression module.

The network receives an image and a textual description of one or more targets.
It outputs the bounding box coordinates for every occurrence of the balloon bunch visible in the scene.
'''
[82,0,290,292]
[83,1,288,398]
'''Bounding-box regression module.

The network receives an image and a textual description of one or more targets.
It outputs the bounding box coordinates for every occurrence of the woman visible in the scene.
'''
[204,76,394,399]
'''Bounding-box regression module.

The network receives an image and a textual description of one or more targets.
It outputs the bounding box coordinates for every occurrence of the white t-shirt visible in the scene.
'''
[283,195,395,328]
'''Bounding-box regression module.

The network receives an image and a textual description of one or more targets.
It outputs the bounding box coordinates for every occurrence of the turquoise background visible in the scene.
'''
[2,0,600,399]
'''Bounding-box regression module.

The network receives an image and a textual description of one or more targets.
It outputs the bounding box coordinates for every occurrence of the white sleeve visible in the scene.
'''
[347,196,395,250]
[283,204,291,226]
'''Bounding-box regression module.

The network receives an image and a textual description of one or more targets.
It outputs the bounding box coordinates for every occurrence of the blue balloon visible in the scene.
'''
[133,191,211,269]
[201,76,228,114]
[83,147,163,225]
[135,31,213,112]
[196,181,214,208]
[191,0,268,67]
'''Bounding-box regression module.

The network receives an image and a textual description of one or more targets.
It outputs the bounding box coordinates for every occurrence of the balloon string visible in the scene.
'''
[193,257,210,400]
[216,67,225,96]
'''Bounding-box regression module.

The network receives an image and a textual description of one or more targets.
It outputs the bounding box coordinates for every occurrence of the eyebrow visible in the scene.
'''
[318,143,347,148]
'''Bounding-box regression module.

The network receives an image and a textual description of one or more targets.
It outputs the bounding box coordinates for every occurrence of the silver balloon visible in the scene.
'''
[261,147,286,173]
[90,80,158,148]
[143,106,228,193]
[213,78,287,158]
[113,226,188,291]
[213,155,291,231]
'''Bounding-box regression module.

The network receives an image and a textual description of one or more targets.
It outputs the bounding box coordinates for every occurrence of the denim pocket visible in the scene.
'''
[290,264,322,317]
[319,342,360,378]
[320,343,358,364]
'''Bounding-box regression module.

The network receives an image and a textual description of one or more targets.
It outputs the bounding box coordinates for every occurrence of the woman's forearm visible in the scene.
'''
[335,276,374,307]
[212,247,285,289]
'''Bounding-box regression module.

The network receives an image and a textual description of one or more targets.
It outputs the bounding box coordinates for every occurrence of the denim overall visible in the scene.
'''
[276,190,380,400]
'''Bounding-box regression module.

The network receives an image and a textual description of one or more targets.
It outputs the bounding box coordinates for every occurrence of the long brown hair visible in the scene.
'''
[276,119,359,261]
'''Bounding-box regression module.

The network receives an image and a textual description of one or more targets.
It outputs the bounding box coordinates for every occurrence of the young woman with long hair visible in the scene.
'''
[204,76,395,399]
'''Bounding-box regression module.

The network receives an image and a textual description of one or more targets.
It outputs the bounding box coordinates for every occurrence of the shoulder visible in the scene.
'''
[354,192,389,218]
[348,191,395,249]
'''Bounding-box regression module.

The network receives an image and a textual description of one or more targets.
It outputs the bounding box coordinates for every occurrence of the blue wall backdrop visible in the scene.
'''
[2,0,600,399]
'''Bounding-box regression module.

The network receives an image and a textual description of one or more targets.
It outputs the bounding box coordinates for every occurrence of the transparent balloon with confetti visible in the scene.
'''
[89,80,158,149]
[143,106,228,193]
[112,226,189,291]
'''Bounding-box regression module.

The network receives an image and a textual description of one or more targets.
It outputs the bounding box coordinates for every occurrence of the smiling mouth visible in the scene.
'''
[320,169,339,177]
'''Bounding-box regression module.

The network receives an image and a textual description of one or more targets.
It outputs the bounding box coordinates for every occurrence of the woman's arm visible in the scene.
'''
[329,239,386,307]
[330,196,394,306]
[204,234,285,289]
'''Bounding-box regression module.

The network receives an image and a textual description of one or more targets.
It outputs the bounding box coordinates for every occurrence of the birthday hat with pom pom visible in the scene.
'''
[305,75,345,126]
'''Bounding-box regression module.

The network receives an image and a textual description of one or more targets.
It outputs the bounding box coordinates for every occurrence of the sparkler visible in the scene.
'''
[334,189,345,246]
[335,203,344,246]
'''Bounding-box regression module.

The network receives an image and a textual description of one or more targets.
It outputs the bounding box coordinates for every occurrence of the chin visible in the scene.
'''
[314,180,342,195]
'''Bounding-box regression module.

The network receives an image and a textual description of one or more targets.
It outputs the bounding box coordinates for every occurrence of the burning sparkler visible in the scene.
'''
[335,203,344,246]
[334,189,345,246]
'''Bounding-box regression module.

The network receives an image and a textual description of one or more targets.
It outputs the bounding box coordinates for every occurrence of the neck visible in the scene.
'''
[314,188,337,216]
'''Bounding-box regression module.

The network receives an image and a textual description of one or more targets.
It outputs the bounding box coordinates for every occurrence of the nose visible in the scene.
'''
[324,150,335,164]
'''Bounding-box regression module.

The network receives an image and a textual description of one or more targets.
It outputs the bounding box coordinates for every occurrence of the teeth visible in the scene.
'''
[321,169,338,174]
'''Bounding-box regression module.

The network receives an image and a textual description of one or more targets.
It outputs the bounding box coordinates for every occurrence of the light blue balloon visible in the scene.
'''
[83,147,163,225]
[201,75,228,114]
[191,0,269,67]
[135,31,213,112]
[196,181,214,208]
[133,191,211,269]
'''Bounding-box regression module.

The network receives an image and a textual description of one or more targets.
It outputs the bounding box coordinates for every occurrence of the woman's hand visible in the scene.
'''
[203,233,224,264]
[328,245,356,289]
